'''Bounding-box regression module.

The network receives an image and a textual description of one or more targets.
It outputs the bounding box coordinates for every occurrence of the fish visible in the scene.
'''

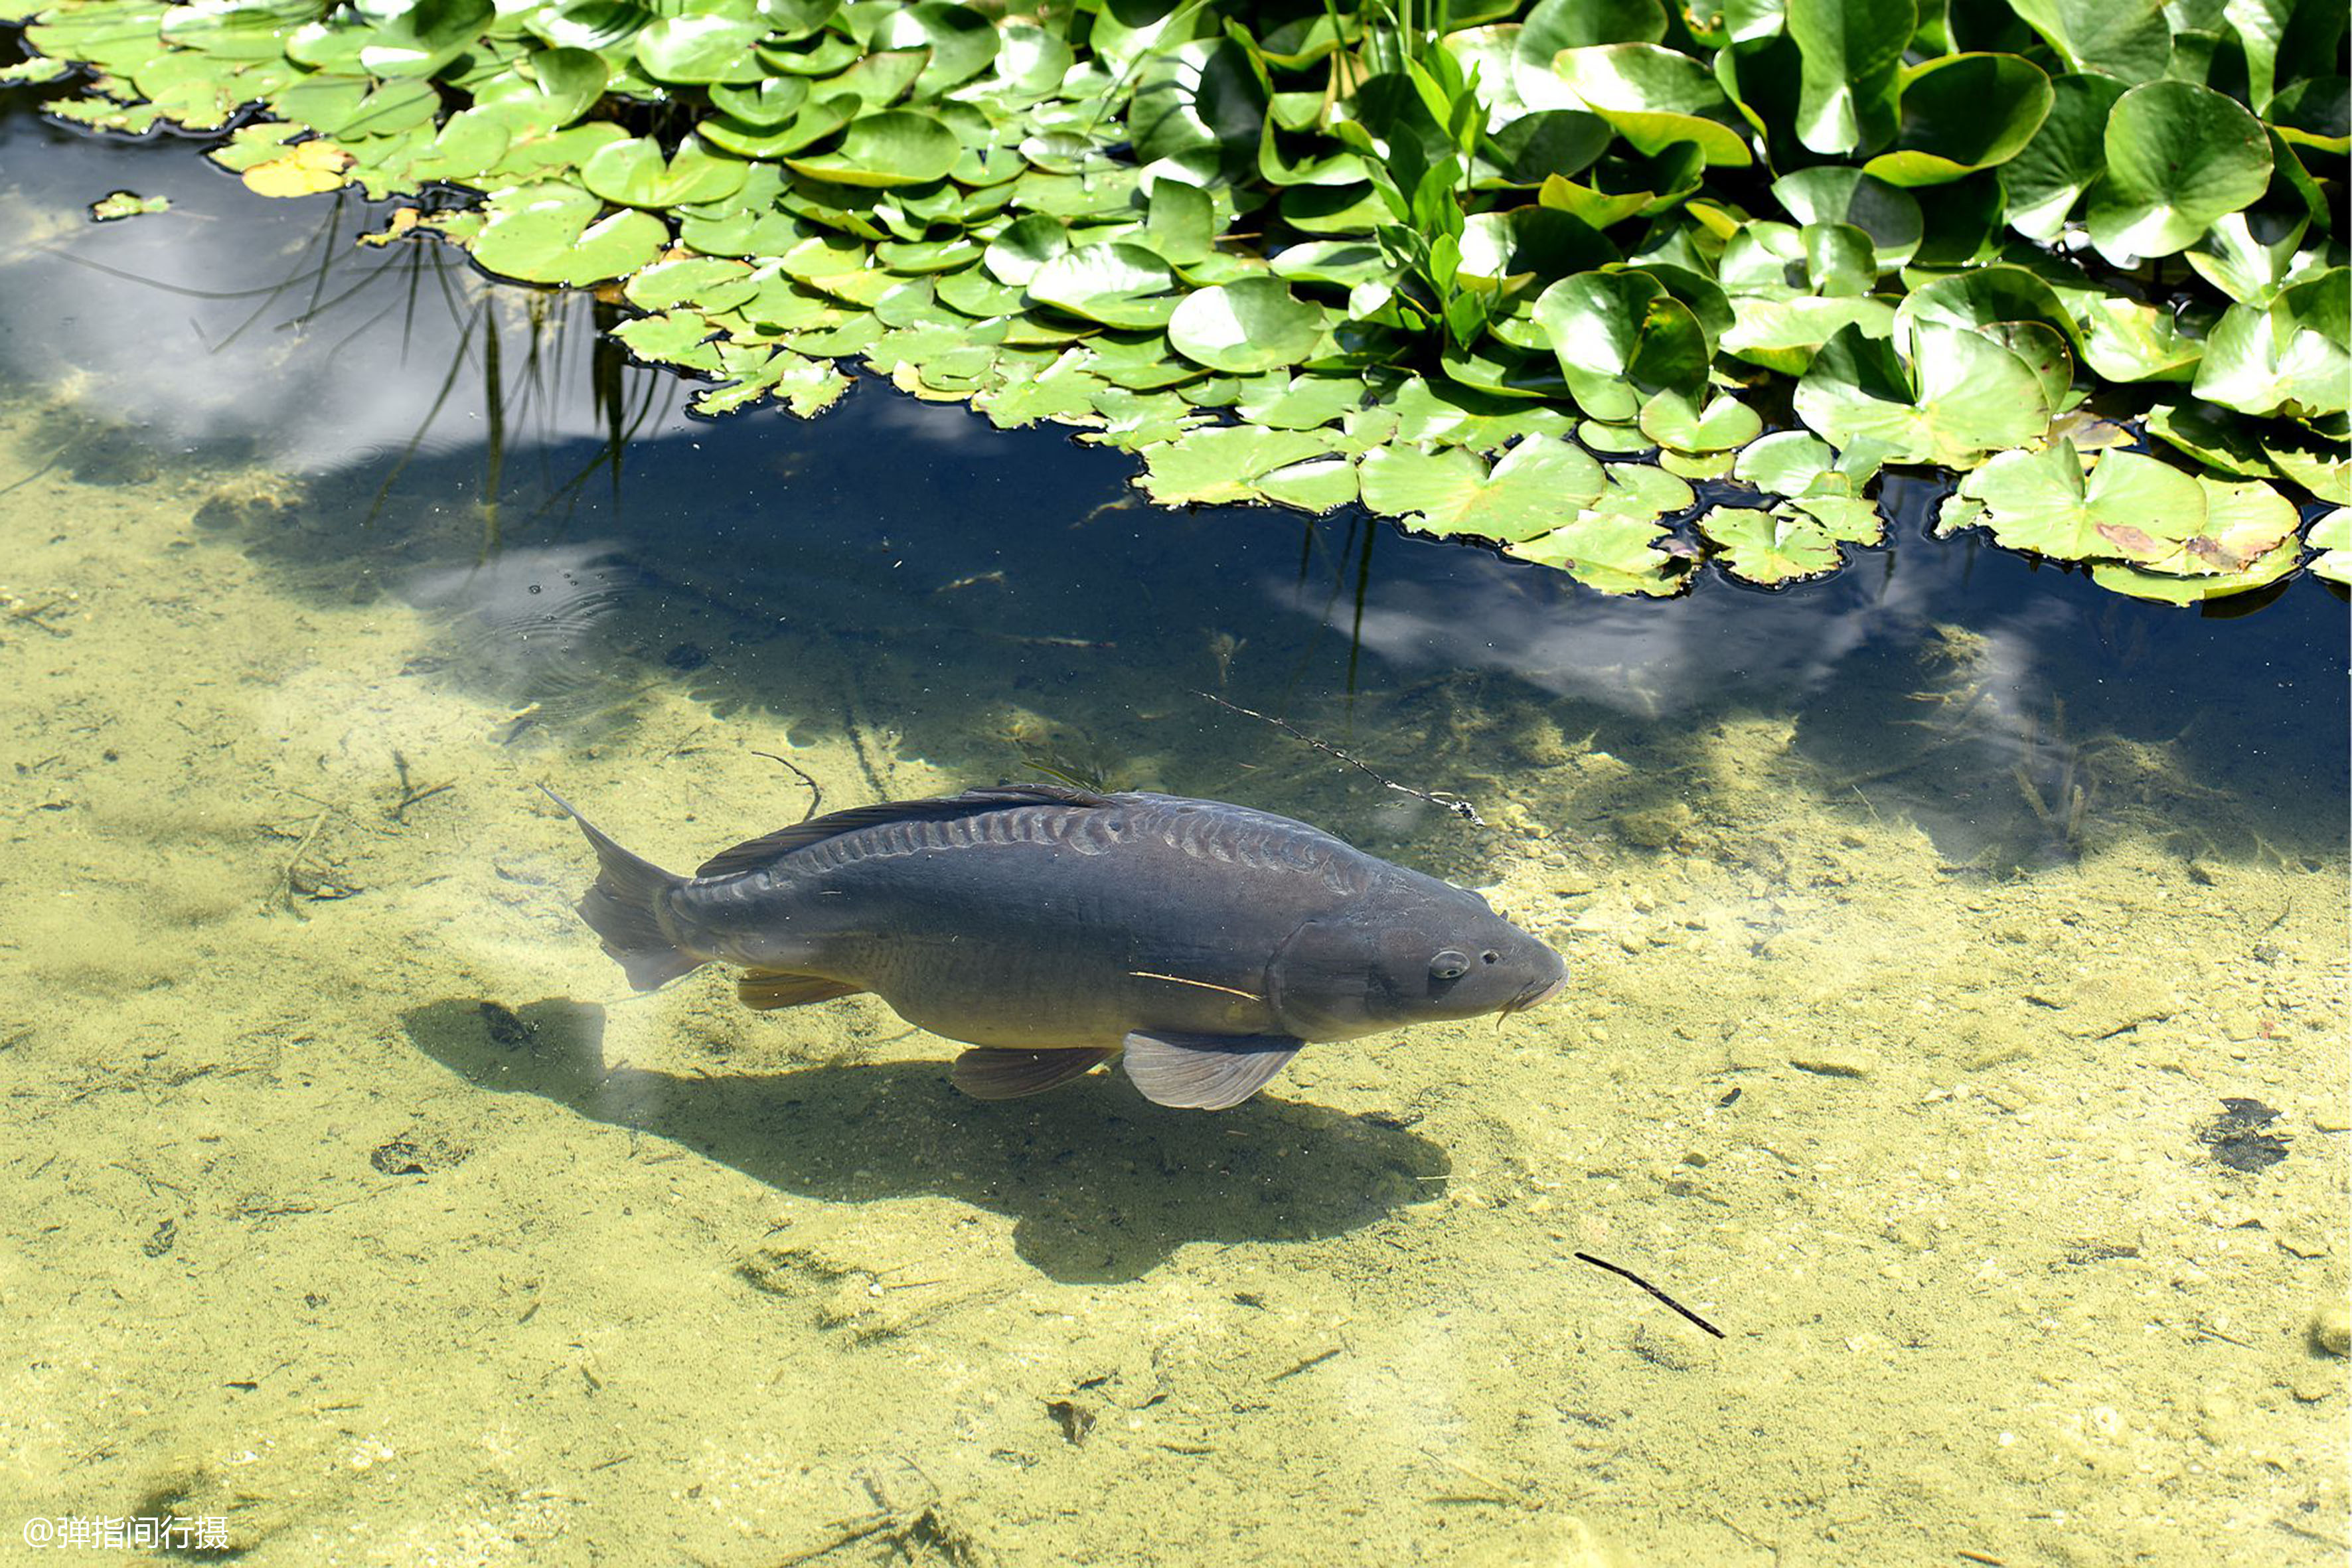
[542,783,1567,1111]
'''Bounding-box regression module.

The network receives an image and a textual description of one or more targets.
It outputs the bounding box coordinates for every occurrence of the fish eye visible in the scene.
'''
[1429,949,1469,981]
[1481,950,1500,965]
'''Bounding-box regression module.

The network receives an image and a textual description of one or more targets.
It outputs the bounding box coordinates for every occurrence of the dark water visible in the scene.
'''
[3,110,2342,863]
[3,94,2346,1568]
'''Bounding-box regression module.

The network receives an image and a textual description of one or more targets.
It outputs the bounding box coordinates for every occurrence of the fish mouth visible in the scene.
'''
[1501,972,1569,1018]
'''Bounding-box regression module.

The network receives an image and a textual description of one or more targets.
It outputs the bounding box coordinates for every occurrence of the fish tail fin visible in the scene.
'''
[539,785,705,991]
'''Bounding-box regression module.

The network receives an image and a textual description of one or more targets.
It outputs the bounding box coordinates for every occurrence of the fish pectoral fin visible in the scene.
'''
[1120,1030,1303,1111]
[736,971,864,1010]
[951,1046,1114,1101]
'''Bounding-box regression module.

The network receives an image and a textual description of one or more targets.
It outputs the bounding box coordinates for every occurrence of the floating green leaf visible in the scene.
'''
[1027,244,1184,329]
[872,3,998,95]
[708,76,811,128]
[1639,390,1761,453]
[2089,543,2303,603]
[21,0,2335,605]
[1783,0,1911,157]
[88,189,171,220]
[1863,53,2053,187]
[1530,270,1709,422]
[2307,507,2351,586]
[1772,167,1922,267]
[784,110,961,187]
[1137,427,1334,506]
[1359,437,1603,541]
[1695,503,1847,584]
[472,181,668,285]
[636,15,769,85]
[1168,278,1326,374]
[2262,424,2351,503]
[1794,322,2051,467]
[1506,511,1690,595]
[583,133,749,207]
[2007,0,2172,85]
[1549,44,1753,166]
[1952,439,2205,560]
[2086,81,2272,262]
[1999,72,2126,239]
[2088,475,2300,578]
[2189,270,2349,419]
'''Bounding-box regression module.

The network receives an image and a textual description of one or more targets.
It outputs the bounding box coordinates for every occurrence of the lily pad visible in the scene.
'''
[1783,0,1911,156]
[2144,400,2278,480]
[1356,376,1576,452]
[2086,80,2273,263]
[88,189,171,220]
[1794,321,2051,467]
[872,2,998,95]
[1999,72,2127,240]
[1638,390,1761,453]
[1954,439,2207,561]
[471,49,610,132]
[1359,437,1604,542]
[242,138,353,198]
[2190,270,2350,420]
[1253,456,1360,512]
[1167,278,1327,374]
[635,15,769,85]
[1772,166,1922,267]
[2089,538,2304,601]
[1863,53,2053,187]
[2307,507,2351,586]
[1530,270,1709,422]
[2087,475,2300,577]
[351,0,495,79]
[582,134,749,208]
[22,0,2335,608]
[2009,0,2171,85]
[1506,511,1690,595]
[1549,44,1753,166]
[784,110,961,187]
[1734,430,1841,496]
[2261,423,2352,503]
[708,76,812,128]
[1026,244,1184,329]
[1137,427,1335,507]
[472,181,668,285]
[1694,503,1847,584]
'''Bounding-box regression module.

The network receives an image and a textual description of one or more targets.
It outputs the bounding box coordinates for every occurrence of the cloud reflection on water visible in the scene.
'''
[0,121,699,473]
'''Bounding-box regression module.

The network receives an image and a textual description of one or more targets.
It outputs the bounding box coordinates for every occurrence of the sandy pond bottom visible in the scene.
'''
[0,386,2344,1568]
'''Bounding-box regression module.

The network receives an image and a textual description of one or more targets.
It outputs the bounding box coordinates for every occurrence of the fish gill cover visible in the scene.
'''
[5,0,2346,599]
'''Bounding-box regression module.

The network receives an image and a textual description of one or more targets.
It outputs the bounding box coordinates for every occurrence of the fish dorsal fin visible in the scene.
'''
[1121,1030,1302,1111]
[951,1046,1113,1100]
[694,783,1115,878]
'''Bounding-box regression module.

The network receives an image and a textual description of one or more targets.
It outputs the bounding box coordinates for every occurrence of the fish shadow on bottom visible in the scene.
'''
[399,998,1452,1284]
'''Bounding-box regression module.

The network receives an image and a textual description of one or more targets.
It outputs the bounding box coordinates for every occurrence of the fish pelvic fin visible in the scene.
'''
[952,1046,1115,1101]
[539,785,703,991]
[738,971,863,1010]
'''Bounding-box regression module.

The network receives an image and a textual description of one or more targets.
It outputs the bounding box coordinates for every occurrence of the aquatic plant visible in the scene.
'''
[7,0,2345,600]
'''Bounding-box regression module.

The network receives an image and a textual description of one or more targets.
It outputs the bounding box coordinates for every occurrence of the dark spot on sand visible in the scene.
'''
[2197,1098,2290,1173]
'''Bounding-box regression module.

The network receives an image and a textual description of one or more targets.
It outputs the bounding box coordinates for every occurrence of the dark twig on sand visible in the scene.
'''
[279,809,330,911]
[1192,691,1484,826]
[750,750,823,823]
[388,750,454,824]
[1575,1251,1725,1338]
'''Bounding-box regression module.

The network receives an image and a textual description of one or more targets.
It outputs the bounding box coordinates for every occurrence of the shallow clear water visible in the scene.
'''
[1,110,2346,1567]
